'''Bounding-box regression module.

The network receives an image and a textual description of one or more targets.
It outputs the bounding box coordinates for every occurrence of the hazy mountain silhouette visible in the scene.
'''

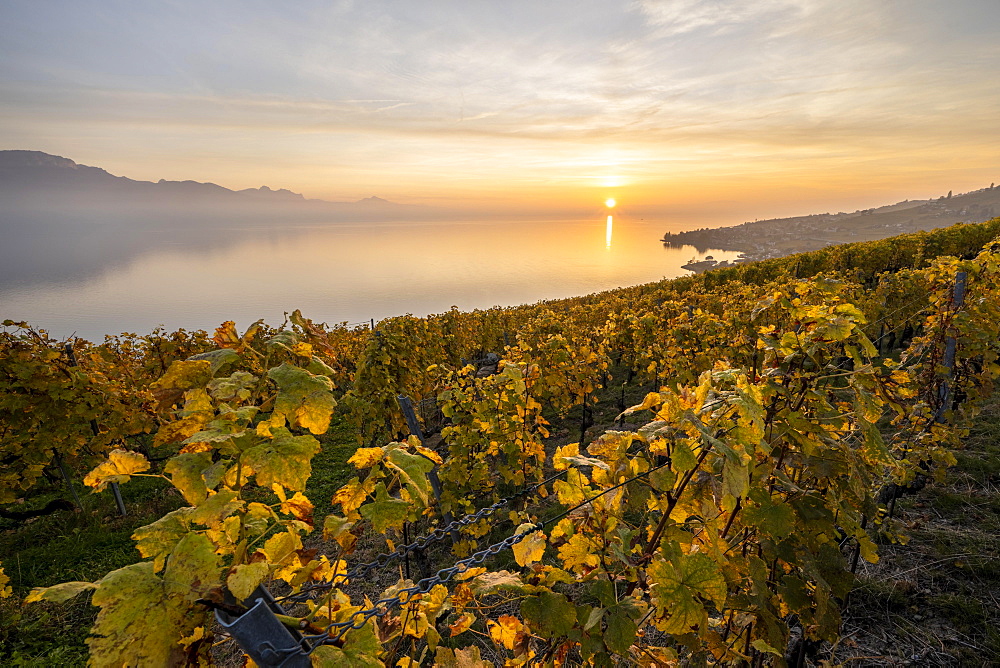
[0,150,427,223]
[0,150,446,290]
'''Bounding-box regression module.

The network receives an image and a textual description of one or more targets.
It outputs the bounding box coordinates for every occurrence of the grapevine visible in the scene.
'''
[9,218,1000,666]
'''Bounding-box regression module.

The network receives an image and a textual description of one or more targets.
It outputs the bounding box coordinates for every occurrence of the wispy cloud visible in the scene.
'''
[0,0,998,206]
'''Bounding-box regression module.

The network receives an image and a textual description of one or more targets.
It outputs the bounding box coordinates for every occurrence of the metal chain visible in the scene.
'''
[301,522,544,650]
[275,469,566,604]
[296,462,666,653]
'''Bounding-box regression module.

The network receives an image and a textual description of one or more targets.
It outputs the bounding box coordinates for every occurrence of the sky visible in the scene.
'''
[1,0,999,224]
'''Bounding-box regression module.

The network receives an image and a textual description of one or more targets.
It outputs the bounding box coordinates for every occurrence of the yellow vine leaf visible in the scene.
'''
[266,363,335,435]
[322,515,356,550]
[558,533,600,574]
[132,508,193,573]
[0,564,10,599]
[154,415,208,448]
[511,524,546,567]
[448,612,476,636]
[83,449,150,492]
[413,443,443,465]
[421,583,450,620]
[455,566,486,582]
[227,562,270,601]
[179,440,214,454]
[189,490,243,530]
[307,556,348,586]
[403,612,432,646]
[150,360,213,411]
[280,491,315,522]
[273,550,313,586]
[177,624,206,649]
[347,447,385,469]
[163,452,213,505]
[333,477,377,516]
[311,621,382,667]
[553,442,580,470]
[625,392,661,415]
[259,530,302,565]
[25,580,97,604]
[587,430,634,461]
[553,468,591,506]
[213,321,240,348]
[489,614,526,650]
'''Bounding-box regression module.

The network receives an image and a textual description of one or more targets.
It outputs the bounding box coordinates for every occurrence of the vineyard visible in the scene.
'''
[3,219,1000,666]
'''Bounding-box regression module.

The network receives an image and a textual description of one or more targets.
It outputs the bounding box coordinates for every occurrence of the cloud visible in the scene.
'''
[632,0,813,36]
[0,0,997,202]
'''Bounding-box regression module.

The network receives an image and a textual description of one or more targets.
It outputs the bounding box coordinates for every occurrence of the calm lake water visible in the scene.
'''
[1,216,739,341]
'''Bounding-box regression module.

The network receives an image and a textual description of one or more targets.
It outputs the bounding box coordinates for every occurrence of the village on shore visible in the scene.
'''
[668,185,1000,273]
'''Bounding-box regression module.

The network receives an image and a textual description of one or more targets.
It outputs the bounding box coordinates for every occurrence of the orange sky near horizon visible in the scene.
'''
[1,1,998,228]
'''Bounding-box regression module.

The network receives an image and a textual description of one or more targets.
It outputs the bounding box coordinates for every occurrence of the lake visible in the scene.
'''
[0,216,739,341]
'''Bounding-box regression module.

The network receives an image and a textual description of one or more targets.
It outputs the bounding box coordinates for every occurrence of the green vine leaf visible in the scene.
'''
[649,543,727,635]
[521,590,575,639]
[87,533,220,666]
[163,452,214,505]
[604,609,638,656]
[243,427,320,491]
[384,446,434,506]
[311,621,382,667]
[359,483,409,533]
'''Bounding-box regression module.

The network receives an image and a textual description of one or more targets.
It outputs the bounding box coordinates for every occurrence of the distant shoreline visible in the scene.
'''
[663,185,1000,264]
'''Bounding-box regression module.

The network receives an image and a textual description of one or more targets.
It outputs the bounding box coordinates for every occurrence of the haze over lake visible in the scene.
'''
[1,215,737,341]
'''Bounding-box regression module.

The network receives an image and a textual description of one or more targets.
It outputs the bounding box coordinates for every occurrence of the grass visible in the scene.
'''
[0,415,362,665]
[0,473,185,663]
[834,396,1000,665]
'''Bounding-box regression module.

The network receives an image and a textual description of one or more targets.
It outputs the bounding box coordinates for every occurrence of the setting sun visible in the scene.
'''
[605,198,616,208]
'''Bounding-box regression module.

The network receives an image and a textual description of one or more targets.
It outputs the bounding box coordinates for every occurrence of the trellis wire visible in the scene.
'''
[276,469,567,604]
[297,461,668,653]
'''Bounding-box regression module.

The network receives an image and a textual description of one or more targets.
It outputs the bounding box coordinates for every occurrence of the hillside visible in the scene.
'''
[3,220,1000,665]
[663,185,1000,262]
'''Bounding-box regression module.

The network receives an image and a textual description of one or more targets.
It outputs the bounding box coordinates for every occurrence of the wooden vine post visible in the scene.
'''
[397,394,458,542]
[936,271,967,423]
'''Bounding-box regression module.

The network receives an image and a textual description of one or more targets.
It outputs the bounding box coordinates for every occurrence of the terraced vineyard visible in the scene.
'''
[4,219,1000,666]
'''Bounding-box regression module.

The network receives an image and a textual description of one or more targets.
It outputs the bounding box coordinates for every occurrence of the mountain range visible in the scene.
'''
[0,150,429,223]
